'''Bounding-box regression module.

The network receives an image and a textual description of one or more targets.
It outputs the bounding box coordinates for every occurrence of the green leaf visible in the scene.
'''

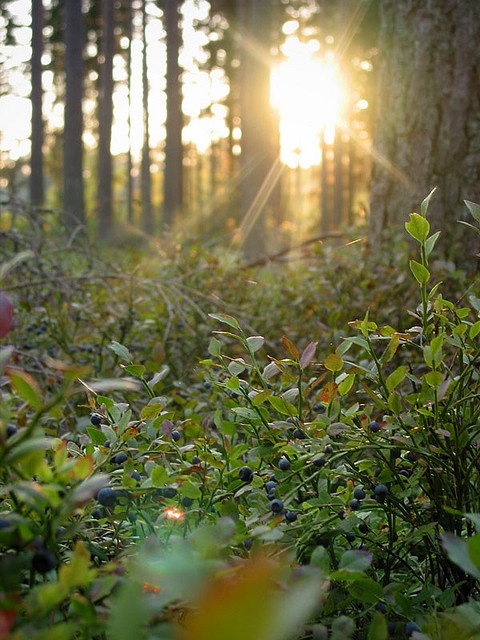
[151,465,168,487]
[387,391,403,415]
[386,365,407,392]
[405,212,430,242]
[424,371,443,388]
[338,373,355,396]
[421,186,437,216]
[110,341,132,362]
[208,336,222,356]
[86,427,107,445]
[246,335,265,352]
[123,364,146,377]
[425,230,441,259]
[181,481,202,499]
[268,395,297,417]
[324,353,343,373]
[208,313,241,330]
[465,200,480,224]
[228,359,247,376]
[409,259,430,285]
[368,612,388,640]
[441,533,480,579]
[348,578,383,604]
[469,321,480,340]
[59,540,96,589]
[338,550,373,573]
[6,368,42,409]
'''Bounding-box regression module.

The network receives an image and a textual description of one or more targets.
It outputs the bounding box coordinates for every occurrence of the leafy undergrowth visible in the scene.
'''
[1,196,480,639]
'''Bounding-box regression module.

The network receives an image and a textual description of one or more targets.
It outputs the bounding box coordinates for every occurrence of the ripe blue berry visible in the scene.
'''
[270,498,284,513]
[293,428,307,439]
[6,424,17,438]
[353,487,366,500]
[162,487,177,498]
[191,455,201,465]
[92,508,105,520]
[369,420,381,433]
[131,470,142,483]
[285,510,297,523]
[278,457,291,471]
[97,487,118,508]
[171,430,181,441]
[324,444,333,454]
[349,498,361,510]
[238,465,254,482]
[405,621,420,636]
[375,602,387,614]
[312,456,326,467]
[358,522,368,534]
[337,508,346,519]
[374,484,389,497]
[90,413,102,426]
[346,532,356,542]
[32,548,58,573]
[181,496,194,507]
[113,452,128,465]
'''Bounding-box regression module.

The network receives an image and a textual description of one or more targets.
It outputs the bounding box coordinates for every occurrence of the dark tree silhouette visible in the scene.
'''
[63,0,86,230]
[141,0,153,234]
[30,0,44,208]
[97,0,115,237]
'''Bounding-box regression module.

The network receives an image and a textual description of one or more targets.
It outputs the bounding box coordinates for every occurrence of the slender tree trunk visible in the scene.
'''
[126,0,134,224]
[369,0,480,266]
[237,0,279,261]
[30,0,44,208]
[163,0,183,229]
[97,0,115,238]
[141,0,153,234]
[63,0,86,230]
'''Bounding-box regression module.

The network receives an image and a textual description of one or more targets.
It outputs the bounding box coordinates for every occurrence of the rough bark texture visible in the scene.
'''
[97,0,115,238]
[369,0,480,266]
[63,0,86,229]
[30,0,44,208]
[163,0,183,229]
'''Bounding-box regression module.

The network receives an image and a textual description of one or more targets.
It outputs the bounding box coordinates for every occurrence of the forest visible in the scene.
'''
[2,1,480,639]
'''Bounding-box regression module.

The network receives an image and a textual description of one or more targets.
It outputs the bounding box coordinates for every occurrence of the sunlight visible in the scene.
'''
[271,38,344,169]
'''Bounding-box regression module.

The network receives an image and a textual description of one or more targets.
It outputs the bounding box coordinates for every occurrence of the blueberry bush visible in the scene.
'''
[1,195,480,638]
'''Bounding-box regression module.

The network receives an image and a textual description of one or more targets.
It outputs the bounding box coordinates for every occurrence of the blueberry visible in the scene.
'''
[32,548,58,573]
[91,508,105,520]
[191,455,201,465]
[97,487,118,508]
[405,451,417,463]
[171,430,181,442]
[293,428,307,439]
[90,413,103,426]
[369,420,381,433]
[244,538,253,550]
[113,452,128,465]
[127,512,137,523]
[104,440,111,448]
[324,444,333,454]
[358,522,368,534]
[278,457,291,471]
[6,424,17,438]
[398,469,410,478]
[353,487,366,500]
[349,499,361,511]
[181,496,194,507]
[312,456,326,467]
[238,465,254,482]
[131,470,142,483]
[346,532,356,542]
[162,487,178,498]
[265,480,278,494]
[285,510,297,523]
[405,621,420,636]
[0,518,11,529]
[391,447,402,458]
[375,602,387,614]
[337,508,346,519]
[270,498,284,513]
[374,484,389,497]
[313,403,326,413]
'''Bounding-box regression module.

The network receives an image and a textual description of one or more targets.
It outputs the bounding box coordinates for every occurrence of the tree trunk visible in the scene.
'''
[63,0,86,230]
[163,0,183,229]
[369,0,480,267]
[97,0,115,238]
[141,0,153,234]
[237,0,279,262]
[30,0,44,209]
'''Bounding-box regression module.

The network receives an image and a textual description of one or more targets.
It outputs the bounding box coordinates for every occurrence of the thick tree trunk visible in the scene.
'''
[163,0,183,229]
[97,0,115,238]
[369,1,480,267]
[30,0,44,208]
[63,0,86,230]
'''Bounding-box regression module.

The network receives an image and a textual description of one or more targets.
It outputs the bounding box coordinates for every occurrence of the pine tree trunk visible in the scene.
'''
[369,0,480,267]
[30,0,44,209]
[63,0,86,230]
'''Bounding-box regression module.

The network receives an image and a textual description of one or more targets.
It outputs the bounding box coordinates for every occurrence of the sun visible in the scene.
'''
[271,39,344,169]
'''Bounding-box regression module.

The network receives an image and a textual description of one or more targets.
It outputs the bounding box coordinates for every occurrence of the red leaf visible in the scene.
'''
[281,336,300,360]
[0,291,14,338]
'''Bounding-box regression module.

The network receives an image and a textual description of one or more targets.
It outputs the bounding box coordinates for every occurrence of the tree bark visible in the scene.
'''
[163,0,183,229]
[63,0,86,230]
[30,0,44,209]
[141,0,153,234]
[369,0,480,266]
[97,0,115,238]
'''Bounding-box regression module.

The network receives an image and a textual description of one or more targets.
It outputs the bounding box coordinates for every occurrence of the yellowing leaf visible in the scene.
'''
[324,353,343,373]
[59,541,96,589]
[6,367,42,409]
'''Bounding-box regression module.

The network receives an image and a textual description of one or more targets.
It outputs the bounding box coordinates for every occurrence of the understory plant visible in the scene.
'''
[1,193,480,639]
